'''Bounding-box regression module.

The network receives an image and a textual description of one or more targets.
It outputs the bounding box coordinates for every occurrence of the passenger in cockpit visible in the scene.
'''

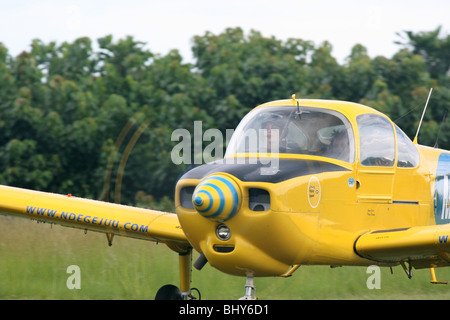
[325,130,350,162]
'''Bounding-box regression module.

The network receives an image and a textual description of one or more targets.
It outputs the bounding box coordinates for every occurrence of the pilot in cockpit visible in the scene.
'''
[261,117,305,154]
[261,118,282,153]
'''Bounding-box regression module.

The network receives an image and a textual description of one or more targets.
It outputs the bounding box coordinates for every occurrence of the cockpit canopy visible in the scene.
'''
[226,104,421,168]
[226,106,356,163]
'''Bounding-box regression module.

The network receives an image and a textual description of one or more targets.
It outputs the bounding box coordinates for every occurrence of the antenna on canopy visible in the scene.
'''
[413,88,433,144]
[292,94,301,115]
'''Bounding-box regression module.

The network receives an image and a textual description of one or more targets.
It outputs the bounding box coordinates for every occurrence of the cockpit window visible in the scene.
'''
[395,125,420,168]
[225,106,355,163]
[357,114,395,167]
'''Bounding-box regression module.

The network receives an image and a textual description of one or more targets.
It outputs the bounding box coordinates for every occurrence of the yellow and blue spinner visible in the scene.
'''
[192,174,242,222]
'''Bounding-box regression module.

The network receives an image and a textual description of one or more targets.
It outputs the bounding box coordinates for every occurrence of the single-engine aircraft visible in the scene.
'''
[1,95,449,299]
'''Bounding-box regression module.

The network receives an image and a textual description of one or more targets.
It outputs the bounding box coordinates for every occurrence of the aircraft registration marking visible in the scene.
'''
[439,235,449,243]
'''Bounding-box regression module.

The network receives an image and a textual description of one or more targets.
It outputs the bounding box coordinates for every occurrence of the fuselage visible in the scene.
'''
[175,99,450,277]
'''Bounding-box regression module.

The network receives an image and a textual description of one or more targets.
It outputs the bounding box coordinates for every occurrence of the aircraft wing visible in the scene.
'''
[0,185,190,252]
[354,224,450,268]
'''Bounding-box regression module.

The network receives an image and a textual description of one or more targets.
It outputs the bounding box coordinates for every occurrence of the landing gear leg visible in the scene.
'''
[239,276,257,300]
[400,261,413,279]
[155,248,201,300]
[179,249,193,299]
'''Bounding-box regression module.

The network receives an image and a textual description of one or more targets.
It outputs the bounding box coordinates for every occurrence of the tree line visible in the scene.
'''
[0,27,448,209]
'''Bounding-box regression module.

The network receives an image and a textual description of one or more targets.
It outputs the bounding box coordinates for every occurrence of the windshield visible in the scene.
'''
[226,106,355,163]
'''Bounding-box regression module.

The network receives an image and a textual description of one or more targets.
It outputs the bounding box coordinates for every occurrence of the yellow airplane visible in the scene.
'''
[1,95,449,299]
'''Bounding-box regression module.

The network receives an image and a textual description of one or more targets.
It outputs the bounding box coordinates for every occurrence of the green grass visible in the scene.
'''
[0,215,449,300]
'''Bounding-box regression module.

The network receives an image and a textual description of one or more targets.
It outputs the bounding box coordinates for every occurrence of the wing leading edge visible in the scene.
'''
[0,185,190,252]
[354,224,450,269]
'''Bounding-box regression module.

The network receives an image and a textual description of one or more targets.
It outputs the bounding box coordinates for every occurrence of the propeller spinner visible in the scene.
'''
[192,174,242,222]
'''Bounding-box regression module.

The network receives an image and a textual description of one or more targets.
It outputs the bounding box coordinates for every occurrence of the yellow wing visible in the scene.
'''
[354,224,450,269]
[0,184,190,253]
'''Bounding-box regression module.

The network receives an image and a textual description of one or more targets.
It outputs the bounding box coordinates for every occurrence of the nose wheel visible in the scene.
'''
[155,284,183,300]
[154,284,201,300]
[239,276,257,300]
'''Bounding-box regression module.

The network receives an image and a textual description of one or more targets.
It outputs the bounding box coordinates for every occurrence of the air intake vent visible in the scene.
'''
[180,186,196,209]
[248,188,270,211]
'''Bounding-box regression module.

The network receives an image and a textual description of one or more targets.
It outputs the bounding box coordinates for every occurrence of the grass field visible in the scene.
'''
[0,215,449,300]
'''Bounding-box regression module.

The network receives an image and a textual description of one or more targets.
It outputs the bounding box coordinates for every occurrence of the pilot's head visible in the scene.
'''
[261,117,283,152]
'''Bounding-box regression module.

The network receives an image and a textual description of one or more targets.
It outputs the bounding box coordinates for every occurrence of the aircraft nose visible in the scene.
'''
[192,174,242,222]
